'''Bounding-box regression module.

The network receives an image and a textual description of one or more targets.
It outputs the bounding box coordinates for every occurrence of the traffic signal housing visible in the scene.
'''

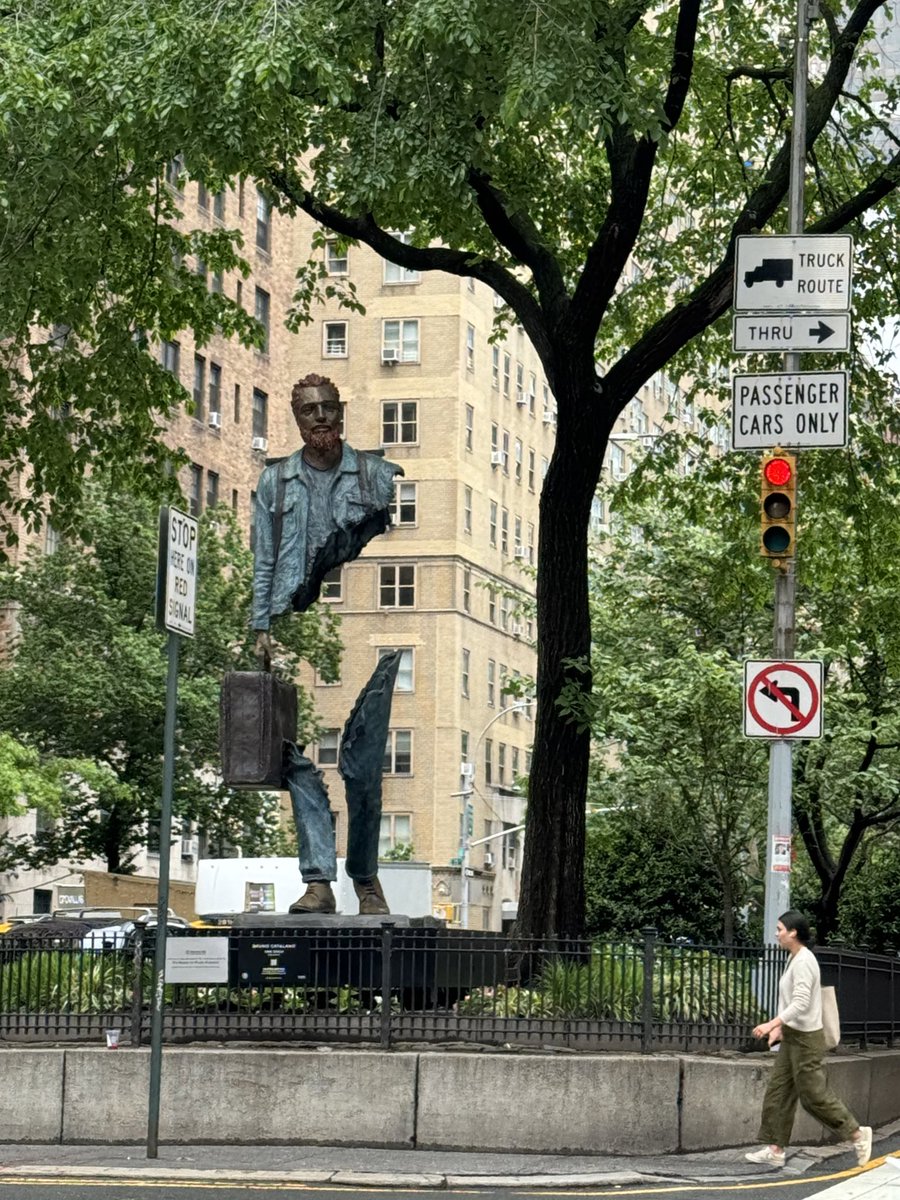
[760,450,797,563]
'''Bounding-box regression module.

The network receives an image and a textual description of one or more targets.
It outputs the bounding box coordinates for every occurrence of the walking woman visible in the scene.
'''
[745,910,872,1168]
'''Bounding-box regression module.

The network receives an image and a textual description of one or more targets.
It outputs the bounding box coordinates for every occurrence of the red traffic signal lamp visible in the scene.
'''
[760,450,797,562]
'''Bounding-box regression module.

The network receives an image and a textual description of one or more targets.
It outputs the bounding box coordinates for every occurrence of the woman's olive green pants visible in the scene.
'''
[759,1026,859,1148]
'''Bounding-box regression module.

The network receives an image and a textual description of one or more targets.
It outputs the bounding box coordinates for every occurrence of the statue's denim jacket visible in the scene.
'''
[251,443,402,630]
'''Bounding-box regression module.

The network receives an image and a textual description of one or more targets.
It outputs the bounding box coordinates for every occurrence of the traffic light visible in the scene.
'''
[760,450,797,562]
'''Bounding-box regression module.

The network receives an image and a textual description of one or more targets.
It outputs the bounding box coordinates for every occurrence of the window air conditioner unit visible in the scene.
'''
[512,623,524,637]
[484,851,495,869]
[208,411,222,429]
[542,410,556,424]
[490,450,505,466]
[515,390,527,406]
[180,837,199,860]
[381,347,400,364]
[251,436,268,452]
[460,762,475,779]
[612,466,628,482]
[514,546,528,559]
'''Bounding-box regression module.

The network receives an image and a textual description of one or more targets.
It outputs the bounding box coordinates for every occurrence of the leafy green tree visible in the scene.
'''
[0,490,341,874]
[0,732,100,822]
[4,0,900,933]
[584,805,728,942]
[584,389,900,944]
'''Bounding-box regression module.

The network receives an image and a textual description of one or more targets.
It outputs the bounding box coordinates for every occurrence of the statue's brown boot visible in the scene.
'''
[288,882,336,914]
[354,876,390,916]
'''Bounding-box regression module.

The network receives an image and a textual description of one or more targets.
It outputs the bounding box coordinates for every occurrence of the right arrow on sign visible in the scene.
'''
[809,320,835,344]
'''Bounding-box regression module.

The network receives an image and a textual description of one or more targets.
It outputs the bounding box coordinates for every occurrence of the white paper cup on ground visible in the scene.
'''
[105,1029,121,1049]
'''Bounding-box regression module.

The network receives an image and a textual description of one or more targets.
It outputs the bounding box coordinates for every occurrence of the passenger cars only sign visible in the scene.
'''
[731,370,848,450]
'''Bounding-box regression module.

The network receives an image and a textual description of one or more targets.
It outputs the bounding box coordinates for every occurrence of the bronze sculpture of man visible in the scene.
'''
[251,374,404,915]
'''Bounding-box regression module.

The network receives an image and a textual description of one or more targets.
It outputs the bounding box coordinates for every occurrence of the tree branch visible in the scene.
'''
[266,167,551,360]
[465,167,569,317]
[570,0,702,343]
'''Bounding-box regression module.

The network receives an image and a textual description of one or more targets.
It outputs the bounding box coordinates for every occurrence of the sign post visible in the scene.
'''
[147,506,198,1158]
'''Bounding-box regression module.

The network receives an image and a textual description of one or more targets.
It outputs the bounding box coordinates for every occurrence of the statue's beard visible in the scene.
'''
[301,428,342,454]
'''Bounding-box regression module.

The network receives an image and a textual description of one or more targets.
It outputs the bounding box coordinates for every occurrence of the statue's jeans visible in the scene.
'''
[283,743,379,883]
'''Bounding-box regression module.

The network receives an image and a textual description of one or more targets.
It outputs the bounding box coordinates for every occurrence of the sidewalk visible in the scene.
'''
[0,1129,898,1189]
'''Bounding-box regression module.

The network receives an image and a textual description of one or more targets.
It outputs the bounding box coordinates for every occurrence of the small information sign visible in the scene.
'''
[165,937,229,985]
[734,235,854,312]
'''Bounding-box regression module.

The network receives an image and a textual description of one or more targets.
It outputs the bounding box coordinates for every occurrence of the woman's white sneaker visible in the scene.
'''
[854,1126,873,1167]
[745,1147,786,1167]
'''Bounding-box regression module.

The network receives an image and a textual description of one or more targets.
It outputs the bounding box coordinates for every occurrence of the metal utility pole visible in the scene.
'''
[763,0,811,945]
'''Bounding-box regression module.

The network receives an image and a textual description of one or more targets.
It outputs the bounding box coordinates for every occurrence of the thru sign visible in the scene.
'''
[743,660,823,739]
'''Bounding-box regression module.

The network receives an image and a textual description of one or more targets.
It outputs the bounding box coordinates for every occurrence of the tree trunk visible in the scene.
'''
[515,362,611,939]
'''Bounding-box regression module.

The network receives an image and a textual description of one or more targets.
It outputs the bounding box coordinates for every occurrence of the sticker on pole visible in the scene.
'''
[743,660,823,739]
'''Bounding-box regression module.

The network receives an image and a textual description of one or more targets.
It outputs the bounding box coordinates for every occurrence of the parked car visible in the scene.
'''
[81,911,190,951]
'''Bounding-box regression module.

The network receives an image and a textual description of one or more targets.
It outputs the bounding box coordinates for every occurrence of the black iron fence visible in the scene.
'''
[1,926,897,1052]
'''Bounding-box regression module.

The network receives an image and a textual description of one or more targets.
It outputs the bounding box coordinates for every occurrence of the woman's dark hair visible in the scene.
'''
[779,909,813,945]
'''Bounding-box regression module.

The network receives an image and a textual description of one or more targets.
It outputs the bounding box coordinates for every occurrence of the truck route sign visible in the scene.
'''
[734,235,853,313]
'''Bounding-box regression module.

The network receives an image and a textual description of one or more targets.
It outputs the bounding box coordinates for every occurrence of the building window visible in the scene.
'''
[208,362,222,417]
[502,429,510,475]
[211,270,223,294]
[378,647,414,692]
[463,485,472,534]
[492,346,500,389]
[461,648,470,698]
[382,318,420,364]
[33,887,53,914]
[197,182,209,211]
[44,524,60,555]
[461,730,470,763]
[491,422,499,461]
[611,442,626,479]
[317,729,340,767]
[379,812,412,855]
[379,564,415,608]
[383,730,413,775]
[462,568,471,613]
[516,361,524,403]
[487,659,496,707]
[233,383,241,424]
[323,321,348,358]
[465,323,475,371]
[528,448,536,492]
[325,240,349,275]
[213,190,226,221]
[528,372,537,416]
[502,353,511,398]
[488,589,497,625]
[514,515,523,554]
[384,232,421,283]
[501,508,509,556]
[252,388,268,439]
[514,438,523,483]
[391,481,417,526]
[256,189,271,252]
[465,404,474,451]
[188,464,202,517]
[511,746,520,780]
[489,501,498,547]
[382,400,418,444]
[500,594,511,631]
[255,287,270,353]
[527,522,535,563]
[498,743,507,785]
[165,154,185,191]
[206,470,219,510]
[161,340,180,377]
[192,355,206,420]
[321,567,342,601]
[484,739,493,787]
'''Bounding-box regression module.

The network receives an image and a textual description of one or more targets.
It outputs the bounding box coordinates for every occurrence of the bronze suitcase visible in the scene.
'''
[220,671,298,788]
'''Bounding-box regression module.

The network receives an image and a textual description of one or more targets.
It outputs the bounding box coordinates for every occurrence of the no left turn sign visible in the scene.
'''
[743,660,823,739]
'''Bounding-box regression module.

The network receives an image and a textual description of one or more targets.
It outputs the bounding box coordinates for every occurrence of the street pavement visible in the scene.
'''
[0,1123,898,1195]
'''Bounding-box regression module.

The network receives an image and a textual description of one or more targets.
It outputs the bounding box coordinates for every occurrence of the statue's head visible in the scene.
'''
[291,374,342,454]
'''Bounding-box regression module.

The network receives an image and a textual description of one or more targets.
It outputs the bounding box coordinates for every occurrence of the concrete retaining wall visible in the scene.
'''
[1,1046,898,1153]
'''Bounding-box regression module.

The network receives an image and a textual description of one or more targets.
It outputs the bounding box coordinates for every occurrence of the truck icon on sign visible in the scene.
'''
[744,258,793,287]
